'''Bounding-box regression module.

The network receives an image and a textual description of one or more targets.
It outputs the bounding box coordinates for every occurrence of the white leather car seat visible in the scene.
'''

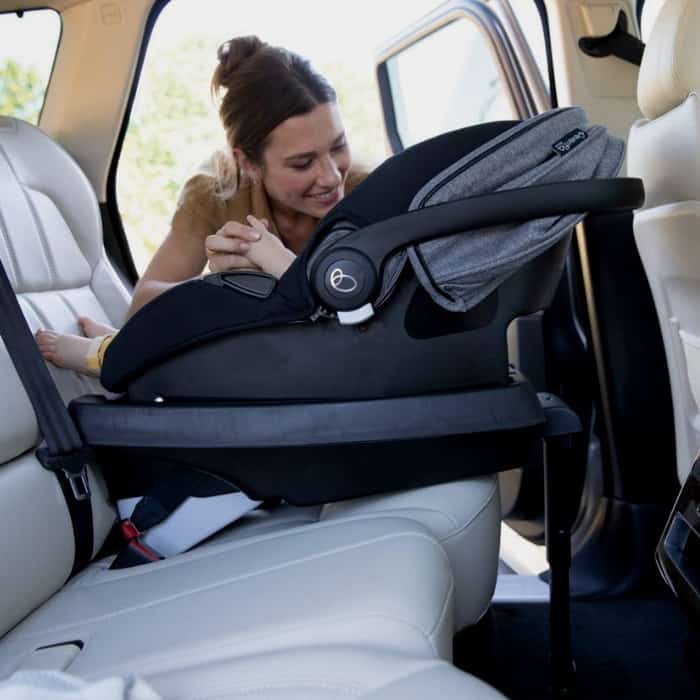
[628,0,700,483]
[0,652,509,700]
[0,516,455,679]
[0,114,500,641]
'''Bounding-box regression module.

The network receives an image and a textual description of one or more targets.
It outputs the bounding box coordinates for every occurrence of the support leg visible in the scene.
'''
[540,393,581,698]
[544,434,576,697]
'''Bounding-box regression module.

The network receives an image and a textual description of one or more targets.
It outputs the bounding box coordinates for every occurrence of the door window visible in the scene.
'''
[0,10,61,124]
[385,16,515,148]
[115,0,437,274]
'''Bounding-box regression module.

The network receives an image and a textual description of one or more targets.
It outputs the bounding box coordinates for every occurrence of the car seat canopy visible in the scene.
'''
[404,107,625,311]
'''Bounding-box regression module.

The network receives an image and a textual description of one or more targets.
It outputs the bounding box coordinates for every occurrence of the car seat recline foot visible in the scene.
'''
[540,393,583,698]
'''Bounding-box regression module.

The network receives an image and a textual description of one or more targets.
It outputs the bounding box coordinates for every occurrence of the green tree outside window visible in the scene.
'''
[0,59,44,124]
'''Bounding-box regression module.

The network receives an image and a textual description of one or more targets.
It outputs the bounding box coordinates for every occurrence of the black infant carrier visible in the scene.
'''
[0,106,643,695]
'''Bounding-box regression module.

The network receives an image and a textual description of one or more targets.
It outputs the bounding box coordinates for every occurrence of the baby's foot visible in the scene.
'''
[35,329,96,375]
[78,316,115,338]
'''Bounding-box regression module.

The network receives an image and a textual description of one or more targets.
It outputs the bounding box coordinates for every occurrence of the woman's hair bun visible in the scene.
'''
[213,36,265,89]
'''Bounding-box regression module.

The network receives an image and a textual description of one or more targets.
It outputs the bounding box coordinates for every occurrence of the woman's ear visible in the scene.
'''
[233,148,262,186]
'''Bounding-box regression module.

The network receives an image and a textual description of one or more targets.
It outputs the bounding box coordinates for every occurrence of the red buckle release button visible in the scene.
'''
[120,520,140,542]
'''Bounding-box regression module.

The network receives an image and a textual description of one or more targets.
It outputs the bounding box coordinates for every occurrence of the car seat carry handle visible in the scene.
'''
[0,257,93,574]
[311,177,644,312]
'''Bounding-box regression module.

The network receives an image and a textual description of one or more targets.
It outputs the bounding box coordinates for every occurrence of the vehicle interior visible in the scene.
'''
[0,0,699,698]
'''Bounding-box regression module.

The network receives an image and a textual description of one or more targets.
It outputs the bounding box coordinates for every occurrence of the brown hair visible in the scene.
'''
[212,36,336,182]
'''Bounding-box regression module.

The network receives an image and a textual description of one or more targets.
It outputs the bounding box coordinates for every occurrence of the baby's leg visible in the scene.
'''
[79,316,116,338]
[35,330,103,376]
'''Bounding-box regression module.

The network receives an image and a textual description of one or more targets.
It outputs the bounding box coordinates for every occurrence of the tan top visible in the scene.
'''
[171,161,368,255]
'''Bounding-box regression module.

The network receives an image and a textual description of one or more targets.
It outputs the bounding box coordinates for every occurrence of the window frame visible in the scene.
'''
[376,0,537,153]
[103,0,172,285]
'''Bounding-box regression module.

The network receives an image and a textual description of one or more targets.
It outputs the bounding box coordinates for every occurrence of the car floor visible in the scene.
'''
[455,589,700,700]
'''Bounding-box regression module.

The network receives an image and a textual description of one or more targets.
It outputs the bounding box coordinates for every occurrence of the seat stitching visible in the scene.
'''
[671,3,692,106]
[71,518,448,586]
[322,482,497,543]
[325,505,459,531]
[85,612,441,679]
[22,185,58,289]
[191,683,361,699]
[353,663,444,699]
[19,294,51,329]
[0,145,24,288]
[427,578,454,645]
[55,290,82,319]
[178,666,367,699]
[10,530,450,639]
[0,218,19,289]
[17,284,95,295]
[441,479,498,545]
[196,661,444,700]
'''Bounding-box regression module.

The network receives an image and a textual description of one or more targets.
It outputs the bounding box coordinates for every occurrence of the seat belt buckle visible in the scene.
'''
[37,446,92,502]
[62,467,90,501]
[113,519,163,568]
[120,519,141,543]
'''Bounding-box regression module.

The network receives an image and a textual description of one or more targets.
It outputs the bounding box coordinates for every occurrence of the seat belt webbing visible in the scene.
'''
[110,470,240,569]
[0,255,93,574]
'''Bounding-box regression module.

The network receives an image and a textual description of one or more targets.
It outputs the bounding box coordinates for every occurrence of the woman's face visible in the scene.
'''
[256,102,352,219]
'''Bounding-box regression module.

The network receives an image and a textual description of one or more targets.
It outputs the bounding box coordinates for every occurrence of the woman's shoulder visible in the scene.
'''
[178,153,233,203]
[172,153,254,236]
[177,172,218,208]
[175,153,250,217]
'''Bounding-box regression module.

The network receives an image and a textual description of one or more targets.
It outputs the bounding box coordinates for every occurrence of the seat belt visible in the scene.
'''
[0,258,93,575]
[111,470,256,569]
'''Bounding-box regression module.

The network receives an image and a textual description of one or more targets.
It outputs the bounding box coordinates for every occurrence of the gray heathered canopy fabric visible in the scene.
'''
[310,108,625,313]
[390,107,625,311]
[402,108,624,311]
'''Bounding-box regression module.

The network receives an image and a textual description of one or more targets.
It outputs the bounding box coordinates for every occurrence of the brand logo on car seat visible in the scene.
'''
[329,267,359,293]
[552,129,588,156]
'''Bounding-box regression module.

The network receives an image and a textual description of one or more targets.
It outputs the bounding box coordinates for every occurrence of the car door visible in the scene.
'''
[378,0,679,599]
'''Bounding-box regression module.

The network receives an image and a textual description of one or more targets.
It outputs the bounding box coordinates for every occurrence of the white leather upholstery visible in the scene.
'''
[321,477,500,627]
[0,652,508,700]
[0,117,129,634]
[0,518,454,678]
[629,0,700,482]
[637,0,700,120]
[145,648,509,700]
[209,477,500,629]
[640,0,667,42]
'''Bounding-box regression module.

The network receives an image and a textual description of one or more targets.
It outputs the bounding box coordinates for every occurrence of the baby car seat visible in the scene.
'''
[71,108,641,515]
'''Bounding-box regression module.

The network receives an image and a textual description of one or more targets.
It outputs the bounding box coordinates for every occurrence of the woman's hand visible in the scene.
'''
[205,218,269,273]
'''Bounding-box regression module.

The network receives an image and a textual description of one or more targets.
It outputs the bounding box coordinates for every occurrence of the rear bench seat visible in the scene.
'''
[0,516,454,676]
[0,115,506,697]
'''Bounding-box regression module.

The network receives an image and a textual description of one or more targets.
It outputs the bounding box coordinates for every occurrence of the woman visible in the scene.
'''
[36,35,367,374]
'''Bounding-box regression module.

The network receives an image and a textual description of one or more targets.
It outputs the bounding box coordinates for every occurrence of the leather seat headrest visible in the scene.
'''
[638,0,700,119]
